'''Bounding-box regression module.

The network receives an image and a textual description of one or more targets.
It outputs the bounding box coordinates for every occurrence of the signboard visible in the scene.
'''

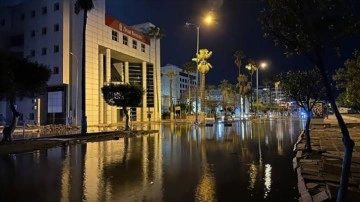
[105,15,150,45]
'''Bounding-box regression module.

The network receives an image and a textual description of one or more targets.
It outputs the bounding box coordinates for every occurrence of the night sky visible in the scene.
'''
[106,0,360,86]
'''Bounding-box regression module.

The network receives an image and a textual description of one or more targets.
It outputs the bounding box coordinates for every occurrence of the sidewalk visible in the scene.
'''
[293,114,360,201]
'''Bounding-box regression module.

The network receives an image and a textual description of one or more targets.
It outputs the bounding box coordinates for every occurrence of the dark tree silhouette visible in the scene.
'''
[278,69,326,152]
[260,1,359,200]
[75,0,94,135]
[101,83,144,130]
[0,50,51,143]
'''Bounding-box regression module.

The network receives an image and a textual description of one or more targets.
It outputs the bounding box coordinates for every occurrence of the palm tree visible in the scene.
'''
[245,59,257,111]
[165,70,178,121]
[234,51,246,77]
[193,49,213,116]
[181,61,197,113]
[234,51,246,117]
[74,0,94,135]
[238,74,251,118]
[147,26,165,121]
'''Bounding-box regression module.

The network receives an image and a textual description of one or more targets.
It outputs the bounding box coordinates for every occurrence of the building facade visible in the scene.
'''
[0,0,161,132]
[161,64,196,114]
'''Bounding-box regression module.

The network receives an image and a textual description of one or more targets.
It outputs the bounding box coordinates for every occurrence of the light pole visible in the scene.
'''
[256,62,267,111]
[185,22,200,125]
[70,52,79,125]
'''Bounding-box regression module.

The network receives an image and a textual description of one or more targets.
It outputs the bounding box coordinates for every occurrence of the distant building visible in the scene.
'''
[161,64,196,113]
[0,0,161,131]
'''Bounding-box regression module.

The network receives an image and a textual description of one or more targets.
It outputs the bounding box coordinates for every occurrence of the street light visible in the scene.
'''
[256,62,268,105]
[186,12,214,125]
[185,22,200,125]
[70,52,79,125]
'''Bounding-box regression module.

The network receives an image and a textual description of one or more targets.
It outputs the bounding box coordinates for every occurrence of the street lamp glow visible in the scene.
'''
[260,62,267,68]
[185,11,215,125]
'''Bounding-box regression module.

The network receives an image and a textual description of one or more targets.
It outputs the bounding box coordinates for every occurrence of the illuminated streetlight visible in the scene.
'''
[185,12,214,125]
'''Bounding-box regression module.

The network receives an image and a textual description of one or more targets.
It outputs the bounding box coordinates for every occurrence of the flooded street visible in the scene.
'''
[0,118,304,202]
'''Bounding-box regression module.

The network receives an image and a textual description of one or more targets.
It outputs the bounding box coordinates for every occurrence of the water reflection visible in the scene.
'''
[0,119,305,202]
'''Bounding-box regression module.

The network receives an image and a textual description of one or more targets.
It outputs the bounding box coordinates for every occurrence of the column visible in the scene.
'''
[142,61,147,122]
[106,49,112,125]
[124,62,129,84]
[99,53,104,125]
[153,63,158,121]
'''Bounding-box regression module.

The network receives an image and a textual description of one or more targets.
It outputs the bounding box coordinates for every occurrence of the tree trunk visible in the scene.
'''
[1,100,20,143]
[200,72,206,113]
[304,110,312,152]
[187,74,191,114]
[316,58,354,202]
[170,79,173,121]
[123,106,130,131]
[80,10,88,135]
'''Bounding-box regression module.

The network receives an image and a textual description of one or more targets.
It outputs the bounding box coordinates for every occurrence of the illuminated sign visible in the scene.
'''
[105,15,150,45]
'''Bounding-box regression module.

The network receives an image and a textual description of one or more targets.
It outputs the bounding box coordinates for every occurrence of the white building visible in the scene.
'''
[0,0,162,132]
[161,64,196,113]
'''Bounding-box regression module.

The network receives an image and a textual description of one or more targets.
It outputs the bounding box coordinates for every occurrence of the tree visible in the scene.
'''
[193,49,213,116]
[147,26,165,122]
[245,59,257,111]
[278,69,326,152]
[101,83,144,131]
[234,51,246,77]
[260,1,359,200]
[333,49,360,110]
[75,0,94,135]
[0,50,51,143]
[181,61,197,113]
[164,70,178,120]
[219,79,232,107]
[237,74,251,118]
[234,51,246,114]
[205,85,217,118]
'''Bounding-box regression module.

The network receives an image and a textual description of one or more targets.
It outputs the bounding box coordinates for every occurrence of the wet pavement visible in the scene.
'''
[1,119,303,202]
[294,115,360,201]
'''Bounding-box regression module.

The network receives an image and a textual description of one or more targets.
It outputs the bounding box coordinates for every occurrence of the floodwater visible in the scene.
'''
[0,118,305,202]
